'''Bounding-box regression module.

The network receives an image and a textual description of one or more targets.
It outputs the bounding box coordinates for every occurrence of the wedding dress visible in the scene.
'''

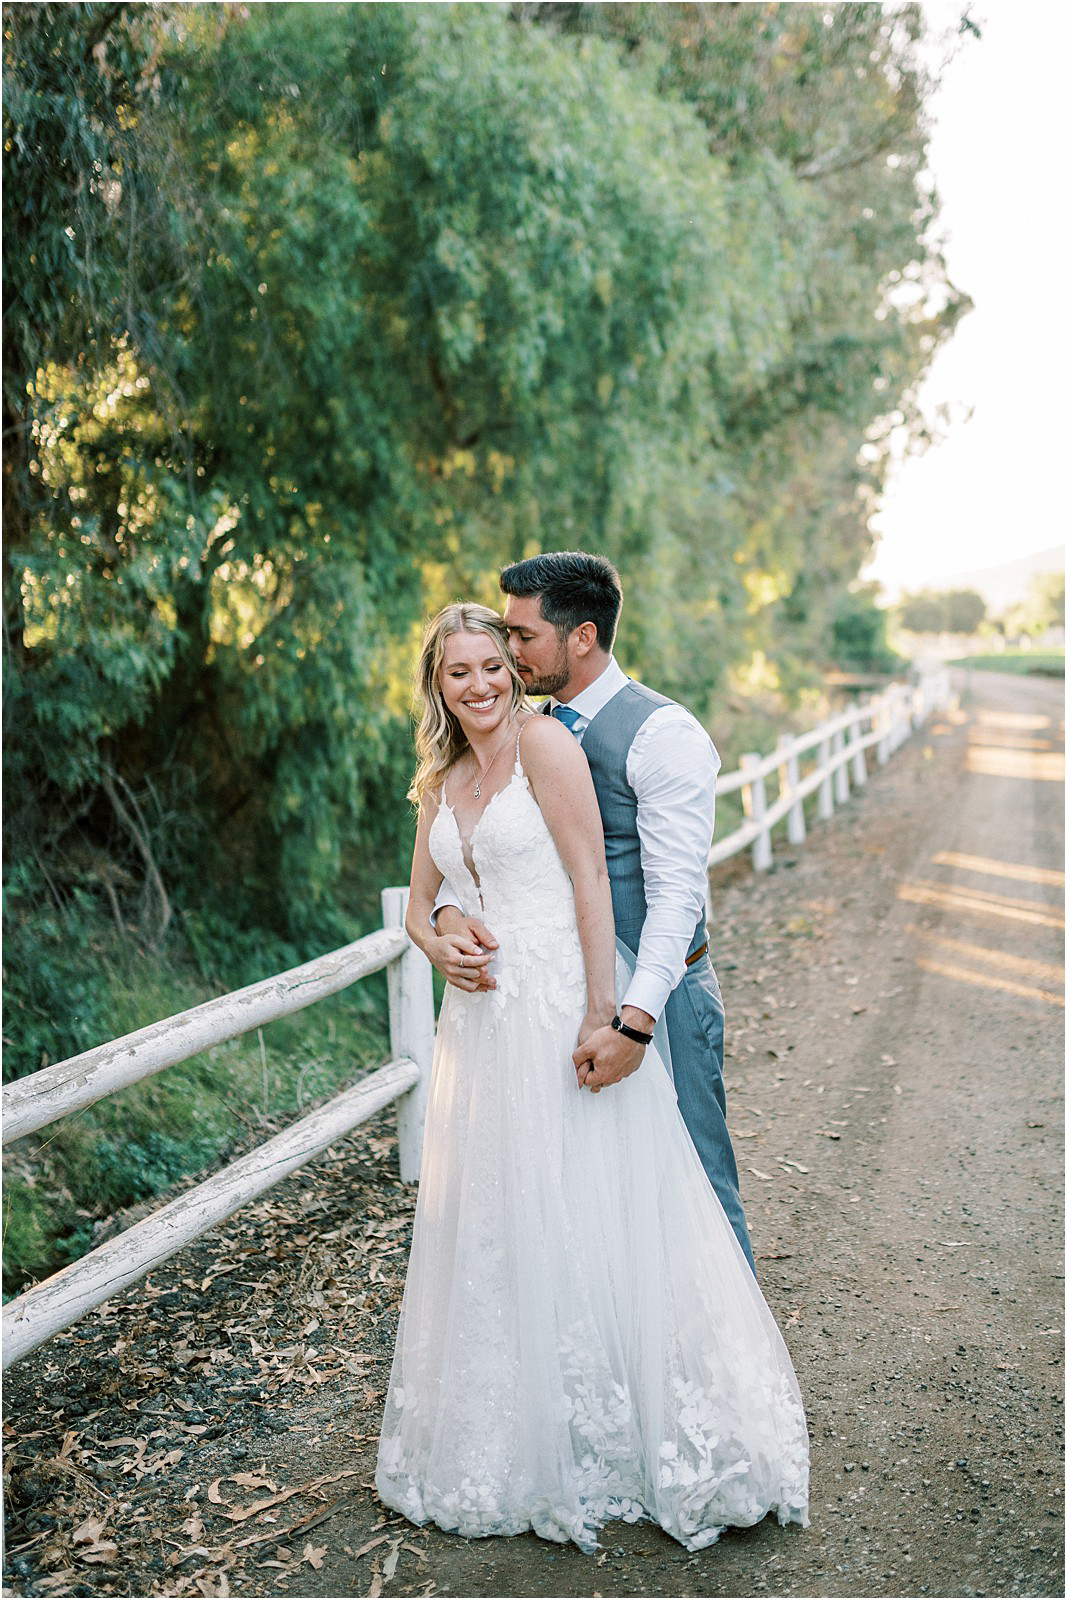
[376,742,809,1553]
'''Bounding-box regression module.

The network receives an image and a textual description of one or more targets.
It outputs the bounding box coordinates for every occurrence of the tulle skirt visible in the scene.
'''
[375,952,809,1553]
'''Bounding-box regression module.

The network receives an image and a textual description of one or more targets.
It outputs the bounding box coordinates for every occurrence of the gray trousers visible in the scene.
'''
[663,955,755,1273]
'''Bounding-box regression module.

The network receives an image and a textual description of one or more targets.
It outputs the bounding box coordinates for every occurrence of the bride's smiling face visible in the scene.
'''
[439,631,513,740]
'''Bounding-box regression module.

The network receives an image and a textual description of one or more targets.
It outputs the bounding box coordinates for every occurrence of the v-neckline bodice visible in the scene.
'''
[441,720,532,890]
[440,770,525,892]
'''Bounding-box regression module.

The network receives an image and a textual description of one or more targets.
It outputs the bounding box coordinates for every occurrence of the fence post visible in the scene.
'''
[876,687,891,765]
[909,679,924,733]
[817,725,834,821]
[897,681,916,742]
[777,733,806,845]
[382,888,436,1183]
[848,702,868,787]
[740,753,772,871]
[832,726,850,805]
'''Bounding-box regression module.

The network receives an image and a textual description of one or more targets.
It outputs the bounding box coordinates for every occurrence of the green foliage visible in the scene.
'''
[1,1179,51,1297]
[2,867,110,1083]
[519,0,970,690]
[948,651,1064,678]
[948,590,988,634]
[1028,572,1066,632]
[899,588,986,635]
[999,572,1066,639]
[84,1130,220,1217]
[831,585,904,674]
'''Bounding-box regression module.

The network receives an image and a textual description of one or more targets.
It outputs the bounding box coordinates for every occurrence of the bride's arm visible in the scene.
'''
[405,797,444,956]
[520,718,617,1041]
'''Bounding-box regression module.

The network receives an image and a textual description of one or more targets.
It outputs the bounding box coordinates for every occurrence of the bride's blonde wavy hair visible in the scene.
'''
[409,603,527,808]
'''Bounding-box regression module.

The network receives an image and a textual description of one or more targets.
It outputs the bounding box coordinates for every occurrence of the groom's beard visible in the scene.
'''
[524,665,570,697]
[520,639,571,698]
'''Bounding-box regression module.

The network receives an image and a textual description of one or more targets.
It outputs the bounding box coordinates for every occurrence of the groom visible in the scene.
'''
[433,550,755,1272]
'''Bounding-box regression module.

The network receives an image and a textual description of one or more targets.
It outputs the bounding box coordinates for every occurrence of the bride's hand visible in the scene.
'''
[431,923,498,992]
[576,1010,613,1048]
[575,1010,615,1092]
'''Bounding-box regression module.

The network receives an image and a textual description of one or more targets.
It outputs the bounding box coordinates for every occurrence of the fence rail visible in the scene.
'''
[2,927,410,1148]
[2,888,434,1369]
[709,672,949,873]
[2,1058,419,1368]
[1,670,951,1369]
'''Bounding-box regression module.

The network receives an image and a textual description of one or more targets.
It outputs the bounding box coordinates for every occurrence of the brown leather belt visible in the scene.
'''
[685,941,708,967]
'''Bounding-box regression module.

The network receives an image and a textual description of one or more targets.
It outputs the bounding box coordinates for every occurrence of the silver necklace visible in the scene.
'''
[472,727,512,799]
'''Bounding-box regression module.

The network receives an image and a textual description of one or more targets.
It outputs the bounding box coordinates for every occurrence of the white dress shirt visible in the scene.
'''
[434,656,720,1022]
[545,658,719,1018]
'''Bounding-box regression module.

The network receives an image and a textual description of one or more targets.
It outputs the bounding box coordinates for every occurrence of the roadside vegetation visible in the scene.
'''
[2,943,389,1295]
[948,650,1065,677]
[896,570,1065,656]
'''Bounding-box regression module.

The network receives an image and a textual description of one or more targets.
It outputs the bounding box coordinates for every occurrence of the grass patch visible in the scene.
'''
[2,938,391,1297]
[949,651,1064,677]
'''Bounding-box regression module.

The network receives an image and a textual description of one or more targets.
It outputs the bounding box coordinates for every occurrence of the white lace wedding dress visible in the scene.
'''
[376,746,809,1553]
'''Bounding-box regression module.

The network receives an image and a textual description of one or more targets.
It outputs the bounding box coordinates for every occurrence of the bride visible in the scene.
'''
[375,602,809,1553]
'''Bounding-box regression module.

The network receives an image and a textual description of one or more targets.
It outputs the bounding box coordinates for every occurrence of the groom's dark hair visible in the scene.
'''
[499,551,622,650]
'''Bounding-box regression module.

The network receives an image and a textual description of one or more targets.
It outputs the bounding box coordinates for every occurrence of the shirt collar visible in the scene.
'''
[551,656,627,723]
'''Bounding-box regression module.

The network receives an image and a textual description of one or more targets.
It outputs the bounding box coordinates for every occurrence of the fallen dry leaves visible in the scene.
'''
[3,1113,419,1598]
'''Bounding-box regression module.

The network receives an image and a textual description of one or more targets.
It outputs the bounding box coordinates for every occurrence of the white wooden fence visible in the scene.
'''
[1,669,951,1369]
[1,890,434,1369]
[709,671,951,874]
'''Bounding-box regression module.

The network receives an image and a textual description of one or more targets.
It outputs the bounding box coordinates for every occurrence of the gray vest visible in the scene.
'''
[579,680,707,959]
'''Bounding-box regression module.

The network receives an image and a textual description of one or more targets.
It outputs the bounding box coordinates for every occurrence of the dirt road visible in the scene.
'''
[4,668,1063,1600]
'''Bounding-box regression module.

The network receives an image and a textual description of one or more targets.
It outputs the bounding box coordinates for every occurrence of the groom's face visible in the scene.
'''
[503,594,572,698]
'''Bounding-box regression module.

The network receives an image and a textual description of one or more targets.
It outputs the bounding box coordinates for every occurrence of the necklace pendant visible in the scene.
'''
[473,781,482,799]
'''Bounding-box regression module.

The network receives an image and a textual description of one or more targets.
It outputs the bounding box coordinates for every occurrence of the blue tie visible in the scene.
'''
[552,704,582,735]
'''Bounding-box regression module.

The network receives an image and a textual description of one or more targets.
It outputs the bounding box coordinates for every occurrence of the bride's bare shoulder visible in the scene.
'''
[419,784,445,821]
[518,710,562,745]
[517,711,586,769]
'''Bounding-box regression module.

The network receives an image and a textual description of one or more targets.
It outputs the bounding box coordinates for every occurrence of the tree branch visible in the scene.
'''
[101,766,172,948]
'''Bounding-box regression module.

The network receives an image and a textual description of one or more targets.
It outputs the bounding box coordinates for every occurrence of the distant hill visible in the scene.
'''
[934,545,1064,612]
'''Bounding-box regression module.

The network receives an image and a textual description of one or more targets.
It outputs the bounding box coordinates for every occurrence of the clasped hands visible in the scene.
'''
[431,909,652,1092]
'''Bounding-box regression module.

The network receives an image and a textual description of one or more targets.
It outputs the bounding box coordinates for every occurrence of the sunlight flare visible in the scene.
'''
[897,882,1064,930]
[930,852,1065,889]
[964,746,1065,782]
[916,958,1063,1008]
[975,711,1051,731]
[909,927,1064,986]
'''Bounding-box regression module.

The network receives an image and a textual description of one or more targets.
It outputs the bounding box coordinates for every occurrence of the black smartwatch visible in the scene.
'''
[611,1014,654,1046]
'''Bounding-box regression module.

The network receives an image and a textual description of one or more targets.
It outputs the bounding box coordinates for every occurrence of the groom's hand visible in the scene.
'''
[572,1007,655,1092]
[433,907,498,991]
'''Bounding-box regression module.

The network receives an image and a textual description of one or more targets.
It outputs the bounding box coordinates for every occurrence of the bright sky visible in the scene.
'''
[864,0,1067,598]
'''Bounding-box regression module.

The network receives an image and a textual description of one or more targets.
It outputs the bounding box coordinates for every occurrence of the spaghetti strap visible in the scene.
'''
[514,715,533,777]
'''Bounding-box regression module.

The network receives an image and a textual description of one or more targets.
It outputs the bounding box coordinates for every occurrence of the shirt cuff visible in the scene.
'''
[621,969,673,1022]
[431,885,462,926]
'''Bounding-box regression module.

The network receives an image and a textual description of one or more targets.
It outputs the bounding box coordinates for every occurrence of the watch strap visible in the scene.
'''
[611,1013,654,1046]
